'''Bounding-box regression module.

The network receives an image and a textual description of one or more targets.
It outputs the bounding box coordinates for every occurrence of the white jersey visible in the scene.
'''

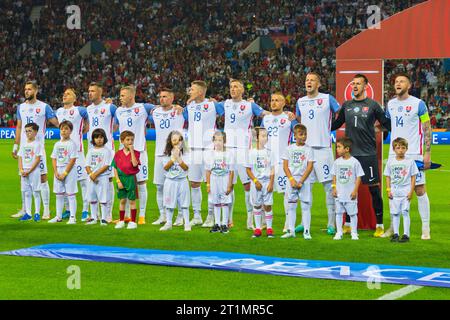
[261,113,297,163]
[86,100,117,150]
[51,139,78,168]
[115,103,154,152]
[245,148,276,181]
[219,99,264,149]
[56,106,88,152]
[386,96,429,156]
[204,150,234,176]
[85,146,113,177]
[163,155,189,180]
[331,156,365,201]
[18,140,43,170]
[16,100,56,146]
[296,93,340,148]
[281,144,314,177]
[383,157,419,197]
[149,107,186,156]
[184,99,223,149]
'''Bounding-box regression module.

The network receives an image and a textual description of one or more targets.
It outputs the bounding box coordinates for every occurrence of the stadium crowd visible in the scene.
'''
[1,0,448,128]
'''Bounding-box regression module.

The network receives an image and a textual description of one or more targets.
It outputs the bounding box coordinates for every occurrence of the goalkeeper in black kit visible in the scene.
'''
[331,74,391,237]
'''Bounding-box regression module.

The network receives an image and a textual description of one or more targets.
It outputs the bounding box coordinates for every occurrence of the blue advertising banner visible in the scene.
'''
[1,243,450,288]
[1,128,449,145]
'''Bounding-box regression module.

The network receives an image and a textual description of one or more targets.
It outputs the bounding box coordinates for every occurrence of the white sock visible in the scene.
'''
[287,202,298,233]
[214,206,221,225]
[100,203,107,221]
[191,187,202,218]
[228,190,234,223]
[417,193,430,228]
[68,194,77,219]
[90,202,98,220]
[156,184,165,218]
[182,208,190,226]
[336,213,343,234]
[244,190,252,214]
[254,208,262,229]
[41,181,50,215]
[300,201,311,234]
[138,184,147,218]
[64,195,70,212]
[24,190,32,215]
[21,190,25,213]
[125,200,130,218]
[221,205,229,226]
[350,214,358,235]
[402,210,410,237]
[208,201,214,218]
[107,181,114,220]
[79,179,89,212]
[33,191,41,214]
[283,193,289,228]
[265,210,273,229]
[56,194,64,219]
[393,214,400,235]
[165,208,174,225]
[323,181,335,228]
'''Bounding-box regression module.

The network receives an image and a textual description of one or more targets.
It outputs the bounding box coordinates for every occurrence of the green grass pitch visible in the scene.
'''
[0,140,449,300]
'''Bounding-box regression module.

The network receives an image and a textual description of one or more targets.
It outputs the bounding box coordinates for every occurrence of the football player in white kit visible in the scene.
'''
[295,72,340,235]
[149,88,187,226]
[87,82,117,223]
[215,79,268,230]
[383,73,432,240]
[115,85,155,225]
[183,80,224,228]
[261,92,298,232]
[55,88,90,221]
[12,81,59,220]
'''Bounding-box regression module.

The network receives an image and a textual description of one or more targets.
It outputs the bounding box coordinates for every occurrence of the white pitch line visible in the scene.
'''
[377,285,423,300]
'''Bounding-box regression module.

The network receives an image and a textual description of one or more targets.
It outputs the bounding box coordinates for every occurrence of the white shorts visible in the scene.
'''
[21,168,41,192]
[153,155,165,185]
[87,175,110,203]
[310,147,334,183]
[251,179,273,207]
[229,148,250,185]
[136,151,148,182]
[187,149,205,182]
[389,197,410,215]
[39,149,48,175]
[53,167,78,195]
[285,178,312,203]
[75,152,88,181]
[163,178,190,209]
[274,163,287,193]
[335,200,358,216]
[209,174,233,205]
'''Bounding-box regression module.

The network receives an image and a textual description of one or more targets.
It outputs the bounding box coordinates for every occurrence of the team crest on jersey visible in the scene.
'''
[354,107,360,113]
[101,108,106,114]
[170,111,176,117]
[203,104,209,111]
[69,110,74,116]
[406,106,412,112]
[240,105,246,111]
[280,118,286,125]
[317,99,323,105]
[134,108,140,114]
[36,108,41,114]
[362,106,369,113]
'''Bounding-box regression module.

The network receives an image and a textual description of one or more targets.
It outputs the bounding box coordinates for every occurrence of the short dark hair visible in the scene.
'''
[25,81,38,90]
[59,120,73,131]
[337,136,352,150]
[254,127,268,141]
[392,137,408,149]
[293,123,307,134]
[119,130,135,142]
[394,73,411,83]
[354,74,368,84]
[89,82,103,89]
[91,128,108,146]
[306,72,321,83]
[160,87,174,94]
[24,122,39,132]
